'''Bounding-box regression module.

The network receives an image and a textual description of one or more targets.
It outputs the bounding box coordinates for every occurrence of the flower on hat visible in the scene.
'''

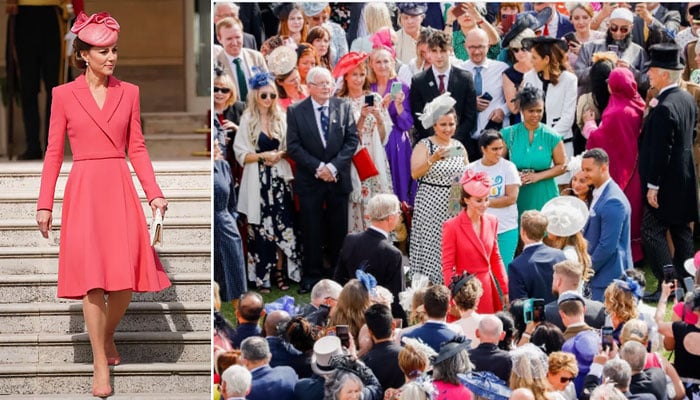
[71,11,120,35]
[247,66,274,90]
[267,46,298,76]
[614,276,644,299]
[356,268,377,296]
[460,169,491,197]
[417,92,456,129]
[71,11,120,47]
[371,27,396,58]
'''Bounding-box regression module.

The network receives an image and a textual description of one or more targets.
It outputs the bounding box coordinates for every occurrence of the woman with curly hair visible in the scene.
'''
[384,337,437,399]
[448,272,484,346]
[603,278,644,344]
[233,70,301,293]
[329,279,373,343]
[546,352,578,400]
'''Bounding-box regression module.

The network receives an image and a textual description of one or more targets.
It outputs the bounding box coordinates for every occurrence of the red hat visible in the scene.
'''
[460,169,491,197]
[71,11,120,47]
[332,51,369,79]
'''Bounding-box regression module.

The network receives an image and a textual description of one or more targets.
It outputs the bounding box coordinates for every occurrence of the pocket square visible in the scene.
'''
[149,209,163,246]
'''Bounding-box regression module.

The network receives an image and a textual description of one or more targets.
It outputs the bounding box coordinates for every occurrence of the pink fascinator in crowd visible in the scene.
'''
[71,11,120,47]
[371,27,396,58]
[460,169,491,197]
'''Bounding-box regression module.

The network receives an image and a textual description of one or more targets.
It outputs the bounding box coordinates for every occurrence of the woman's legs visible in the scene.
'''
[104,290,132,363]
[82,289,132,396]
[83,289,111,395]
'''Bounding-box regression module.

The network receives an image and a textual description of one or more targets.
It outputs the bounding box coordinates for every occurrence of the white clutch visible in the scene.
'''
[149,209,163,246]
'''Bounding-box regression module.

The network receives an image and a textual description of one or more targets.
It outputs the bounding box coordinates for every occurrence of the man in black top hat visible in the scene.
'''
[639,43,699,301]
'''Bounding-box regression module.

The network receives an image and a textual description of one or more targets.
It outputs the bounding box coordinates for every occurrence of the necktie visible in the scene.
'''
[438,74,446,94]
[233,58,248,101]
[474,66,483,96]
[543,23,550,37]
[318,106,329,143]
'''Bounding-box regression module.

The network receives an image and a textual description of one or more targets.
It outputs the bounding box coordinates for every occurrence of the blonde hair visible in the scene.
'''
[604,283,639,323]
[214,74,238,106]
[367,47,397,84]
[545,233,593,282]
[365,3,392,34]
[548,351,578,376]
[619,319,649,345]
[242,83,286,148]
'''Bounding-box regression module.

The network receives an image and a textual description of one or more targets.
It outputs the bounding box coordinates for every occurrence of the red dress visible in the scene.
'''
[37,74,171,299]
[442,211,508,313]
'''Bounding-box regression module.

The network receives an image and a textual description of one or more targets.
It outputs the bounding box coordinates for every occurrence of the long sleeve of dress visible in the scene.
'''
[37,87,67,211]
[388,86,414,132]
[126,86,164,203]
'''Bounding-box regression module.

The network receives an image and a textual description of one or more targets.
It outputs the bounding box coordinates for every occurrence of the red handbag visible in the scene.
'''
[352,146,379,181]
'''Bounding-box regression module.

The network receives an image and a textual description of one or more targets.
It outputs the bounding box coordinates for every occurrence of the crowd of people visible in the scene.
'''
[211,2,700,400]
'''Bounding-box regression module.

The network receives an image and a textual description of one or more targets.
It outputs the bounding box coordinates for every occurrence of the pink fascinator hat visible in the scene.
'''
[371,27,396,58]
[460,169,491,197]
[71,11,120,47]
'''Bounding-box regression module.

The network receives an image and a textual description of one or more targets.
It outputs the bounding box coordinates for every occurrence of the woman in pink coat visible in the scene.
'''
[36,12,170,397]
[442,169,509,314]
[582,67,645,263]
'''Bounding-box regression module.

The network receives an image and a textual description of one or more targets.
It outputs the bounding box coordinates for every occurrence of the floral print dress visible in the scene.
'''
[346,93,394,234]
[246,132,301,288]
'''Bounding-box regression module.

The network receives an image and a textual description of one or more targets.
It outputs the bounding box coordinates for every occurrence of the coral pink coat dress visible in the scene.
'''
[37,75,171,299]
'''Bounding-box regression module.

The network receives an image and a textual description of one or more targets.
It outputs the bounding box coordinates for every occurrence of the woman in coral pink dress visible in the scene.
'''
[36,12,170,397]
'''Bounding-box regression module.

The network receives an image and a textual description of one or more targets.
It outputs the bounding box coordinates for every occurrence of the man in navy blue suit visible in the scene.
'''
[581,148,632,301]
[287,67,359,294]
[241,336,298,400]
[231,291,263,349]
[401,284,456,352]
[508,210,567,304]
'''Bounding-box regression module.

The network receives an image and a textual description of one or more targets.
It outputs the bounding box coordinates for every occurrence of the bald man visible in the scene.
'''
[468,315,512,384]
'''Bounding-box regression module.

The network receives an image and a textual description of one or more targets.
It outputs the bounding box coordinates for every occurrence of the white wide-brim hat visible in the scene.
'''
[541,196,589,237]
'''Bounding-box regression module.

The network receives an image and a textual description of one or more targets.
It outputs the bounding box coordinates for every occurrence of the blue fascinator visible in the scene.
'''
[614,276,644,299]
[248,66,274,90]
[355,266,377,296]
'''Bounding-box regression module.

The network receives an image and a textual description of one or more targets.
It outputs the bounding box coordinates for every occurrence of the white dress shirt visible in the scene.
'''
[431,65,451,91]
[590,178,612,210]
[311,98,337,176]
[456,59,510,137]
[226,52,251,92]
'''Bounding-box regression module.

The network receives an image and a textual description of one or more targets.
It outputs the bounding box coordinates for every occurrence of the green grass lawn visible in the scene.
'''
[220,282,311,323]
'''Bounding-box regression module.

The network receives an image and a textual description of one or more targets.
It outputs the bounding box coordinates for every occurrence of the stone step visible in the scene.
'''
[0,272,210,304]
[0,160,211,192]
[0,245,210,274]
[0,302,210,334]
[0,217,210,247]
[141,112,208,135]
[0,331,210,364]
[0,362,209,395]
[145,133,210,160]
[13,394,210,399]
[0,189,211,220]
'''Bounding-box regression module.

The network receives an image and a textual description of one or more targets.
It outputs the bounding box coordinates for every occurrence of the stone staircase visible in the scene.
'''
[142,112,210,160]
[0,160,211,398]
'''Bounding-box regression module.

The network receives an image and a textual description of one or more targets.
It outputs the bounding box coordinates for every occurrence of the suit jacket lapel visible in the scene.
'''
[424,69,440,97]
[301,98,325,150]
[458,212,489,263]
[326,98,342,149]
[71,75,121,147]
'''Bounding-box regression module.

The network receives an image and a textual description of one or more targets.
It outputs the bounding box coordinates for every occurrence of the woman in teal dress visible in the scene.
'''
[501,85,567,218]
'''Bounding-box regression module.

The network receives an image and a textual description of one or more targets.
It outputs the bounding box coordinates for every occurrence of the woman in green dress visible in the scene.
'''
[501,85,567,218]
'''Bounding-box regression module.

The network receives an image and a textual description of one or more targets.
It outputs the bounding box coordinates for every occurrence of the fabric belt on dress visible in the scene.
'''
[73,151,126,161]
[418,180,452,188]
[563,137,573,144]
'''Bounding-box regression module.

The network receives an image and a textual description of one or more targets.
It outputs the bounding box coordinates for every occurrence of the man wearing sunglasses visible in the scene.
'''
[574,6,648,93]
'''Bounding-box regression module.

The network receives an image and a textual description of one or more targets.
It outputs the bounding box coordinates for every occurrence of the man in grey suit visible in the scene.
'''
[287,67,359,294]
[215,17,267,102]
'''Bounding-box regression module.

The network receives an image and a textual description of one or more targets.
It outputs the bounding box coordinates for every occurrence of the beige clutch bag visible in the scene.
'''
[149,209,163,246]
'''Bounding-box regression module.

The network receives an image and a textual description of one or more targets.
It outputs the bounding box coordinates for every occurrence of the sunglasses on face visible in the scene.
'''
[511,47,526,53]
[609,24,630,34]
[259,92,277,100]
[560,376,576,384]
[213,86,231,94]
